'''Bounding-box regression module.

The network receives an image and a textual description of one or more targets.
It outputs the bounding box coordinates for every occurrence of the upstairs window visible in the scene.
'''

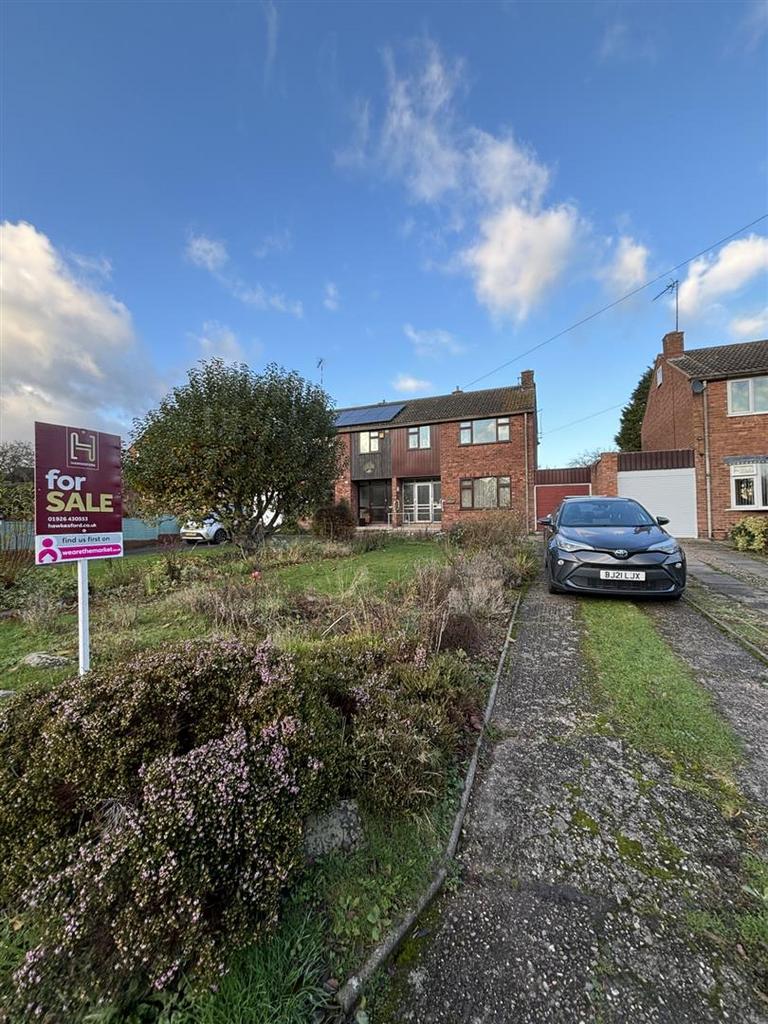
[459,417,510,445]
[359,430,381,453]
[656,365,663,387]
[407,425,431,449]
[728,376,768,415]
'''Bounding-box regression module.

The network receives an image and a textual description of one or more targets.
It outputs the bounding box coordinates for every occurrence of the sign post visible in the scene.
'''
[34,422,123,675]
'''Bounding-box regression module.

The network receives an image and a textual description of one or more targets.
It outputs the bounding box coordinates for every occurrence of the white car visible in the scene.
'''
[180,516,229,545]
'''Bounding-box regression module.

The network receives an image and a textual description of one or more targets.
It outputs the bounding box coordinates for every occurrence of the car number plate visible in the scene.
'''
[599,570,645,581]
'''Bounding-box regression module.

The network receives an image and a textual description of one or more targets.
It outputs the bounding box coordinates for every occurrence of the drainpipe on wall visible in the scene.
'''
[702,382,713,539]
[523,411,530,532]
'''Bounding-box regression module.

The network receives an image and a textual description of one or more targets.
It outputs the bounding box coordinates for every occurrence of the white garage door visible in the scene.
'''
[617,468,698,538]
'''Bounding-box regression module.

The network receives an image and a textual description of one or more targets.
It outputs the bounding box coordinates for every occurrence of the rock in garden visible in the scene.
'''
[0,690,16,700]
[304,799,363,860]
[18,651,70,668]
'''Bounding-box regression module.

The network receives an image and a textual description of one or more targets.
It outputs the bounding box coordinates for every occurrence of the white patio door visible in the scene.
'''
[403,481,442,523]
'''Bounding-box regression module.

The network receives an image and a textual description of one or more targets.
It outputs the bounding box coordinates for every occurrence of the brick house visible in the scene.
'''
[641,331,768,538]
[333,374,537,530]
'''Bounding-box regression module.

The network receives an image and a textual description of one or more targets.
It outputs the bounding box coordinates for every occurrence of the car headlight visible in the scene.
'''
[555,535,594,553]
[648,538,680,555]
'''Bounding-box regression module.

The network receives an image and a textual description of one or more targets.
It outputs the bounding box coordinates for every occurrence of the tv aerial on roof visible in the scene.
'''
[653,279,680,332]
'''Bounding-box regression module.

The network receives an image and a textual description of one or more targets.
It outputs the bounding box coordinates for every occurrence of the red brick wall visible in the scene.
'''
[641,358,695,451]
[440,412,535,530]
[691,380,768,539]
[590,452,619,496]
[333,433,357,518]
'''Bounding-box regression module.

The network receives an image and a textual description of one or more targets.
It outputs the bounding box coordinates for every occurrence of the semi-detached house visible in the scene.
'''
[333,372,537,530]
[641,331,768,538]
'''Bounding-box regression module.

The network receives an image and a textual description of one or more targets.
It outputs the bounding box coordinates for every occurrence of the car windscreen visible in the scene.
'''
[558,500,655,528]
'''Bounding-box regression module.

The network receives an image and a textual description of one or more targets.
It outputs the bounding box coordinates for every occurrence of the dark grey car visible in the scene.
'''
[539,495,686,599]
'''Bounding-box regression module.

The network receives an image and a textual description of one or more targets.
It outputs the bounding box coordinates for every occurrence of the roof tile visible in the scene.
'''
[334,384,535,430]
[670,338,768,380]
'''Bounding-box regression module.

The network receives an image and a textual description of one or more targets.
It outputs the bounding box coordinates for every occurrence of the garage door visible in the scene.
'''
[617,468,698,538]
[535,483,591,527]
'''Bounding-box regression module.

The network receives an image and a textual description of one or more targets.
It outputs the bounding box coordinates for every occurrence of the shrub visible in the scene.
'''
[731,515,768,554]
[0,640,343,1018]
[447,510,527,555]
[311,500,356,542]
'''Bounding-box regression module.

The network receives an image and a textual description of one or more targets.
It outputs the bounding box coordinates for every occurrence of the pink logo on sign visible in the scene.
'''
[37,538,60,564]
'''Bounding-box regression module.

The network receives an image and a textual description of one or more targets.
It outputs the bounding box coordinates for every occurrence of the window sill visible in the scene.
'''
[726,410,768,417]
[727,507,768,512]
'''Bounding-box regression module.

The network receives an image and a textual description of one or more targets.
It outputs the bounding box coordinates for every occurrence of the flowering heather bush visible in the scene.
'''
[0,639,342,1017]
[290,637,481,810]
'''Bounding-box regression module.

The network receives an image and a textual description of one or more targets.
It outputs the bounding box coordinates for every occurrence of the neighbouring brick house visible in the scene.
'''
[641,331,768,538]
[333,374,537,530]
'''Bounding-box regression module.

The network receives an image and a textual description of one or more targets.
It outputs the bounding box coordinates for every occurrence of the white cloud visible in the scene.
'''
[404,323,465,358]
[466,130,550,208]
[253,227,292,259]
[393,373,432,393]
[730,307,768,339]
[461,204,581,321]
[262,0,278,88]
[187,231,303,317]
[186,233,229,272]
[599,21,657,62]
[602,235,649,293]
[323,282,340,311]
[377,42,465,203]
[68,251,113,279]
[339,39,582,319]
[0,221,161,440]
[678,234,768,318]
[729,0,768,54]
[192,321,246,362]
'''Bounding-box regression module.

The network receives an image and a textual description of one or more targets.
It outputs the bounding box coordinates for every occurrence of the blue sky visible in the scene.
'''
[2,0,767,465]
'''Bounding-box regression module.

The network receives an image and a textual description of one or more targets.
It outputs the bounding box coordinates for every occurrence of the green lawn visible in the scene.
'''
[581,600,741,792]
[270,539,443,594]
[0,538,442,691]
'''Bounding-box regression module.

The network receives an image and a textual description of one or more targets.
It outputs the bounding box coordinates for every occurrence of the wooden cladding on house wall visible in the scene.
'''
[618,449,695,472]
[350,431,393,480]
[391,426,441,477]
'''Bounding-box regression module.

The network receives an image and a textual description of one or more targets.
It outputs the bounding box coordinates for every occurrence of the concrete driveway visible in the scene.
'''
[683,540,768,613]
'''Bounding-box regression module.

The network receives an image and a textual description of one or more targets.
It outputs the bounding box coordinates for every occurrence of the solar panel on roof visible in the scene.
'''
[334,403,405,427]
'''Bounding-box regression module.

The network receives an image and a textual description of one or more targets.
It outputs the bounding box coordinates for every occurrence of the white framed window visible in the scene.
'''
[459,417,511,445]
[407,425,431,449]
[459,476,511,509]
[656,365,663,387]
[359,430,381,454]
[728,376,768,416]
[730,462,768,509]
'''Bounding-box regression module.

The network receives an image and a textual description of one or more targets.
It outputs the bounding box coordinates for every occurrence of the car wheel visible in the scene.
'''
[212,529,227,545]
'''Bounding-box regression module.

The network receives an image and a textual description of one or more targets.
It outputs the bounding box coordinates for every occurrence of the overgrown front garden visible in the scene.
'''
[0,514,537,1022]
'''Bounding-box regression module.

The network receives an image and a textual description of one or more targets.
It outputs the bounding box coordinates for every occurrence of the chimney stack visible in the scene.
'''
[520,369,535,387]
[662,331,684,357]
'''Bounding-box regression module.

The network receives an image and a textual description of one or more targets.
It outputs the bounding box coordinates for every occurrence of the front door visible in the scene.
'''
[403,481,442,523]
[358,480,391,525]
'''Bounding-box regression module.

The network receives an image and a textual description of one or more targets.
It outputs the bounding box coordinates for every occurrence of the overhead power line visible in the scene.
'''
[541,402,625,437]
[464,212,768,389]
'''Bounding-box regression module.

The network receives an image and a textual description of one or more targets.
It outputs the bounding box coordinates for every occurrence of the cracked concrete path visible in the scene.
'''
[645,600,768,805]
[381,584,767,1024]
[683,541,768,612]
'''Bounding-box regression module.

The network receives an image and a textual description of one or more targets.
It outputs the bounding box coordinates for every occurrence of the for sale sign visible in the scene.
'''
[34,422,123,565]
